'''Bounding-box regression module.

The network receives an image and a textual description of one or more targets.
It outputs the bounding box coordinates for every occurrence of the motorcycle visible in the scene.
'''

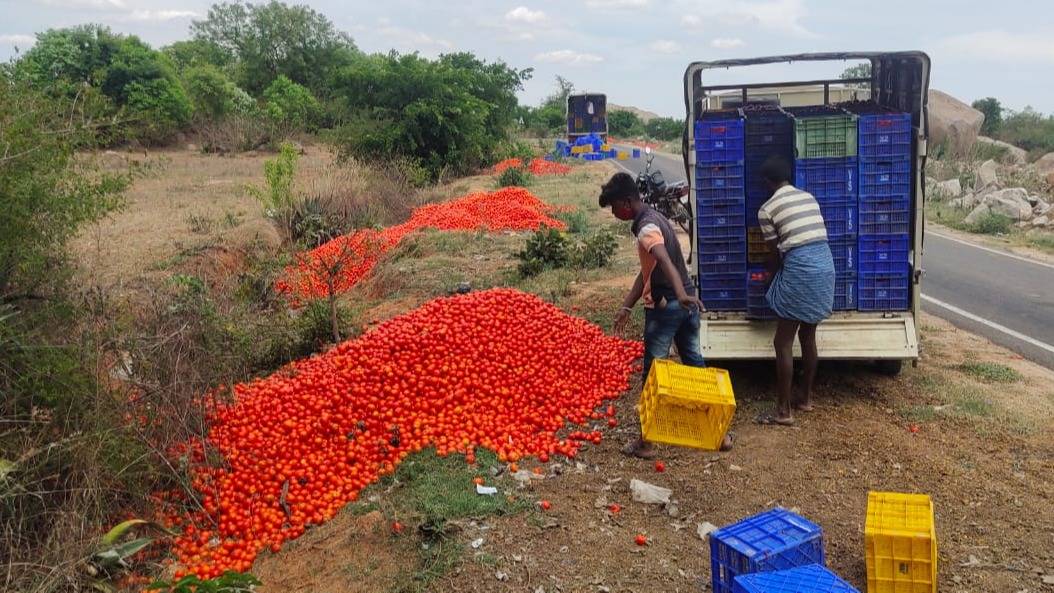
[636,147,692,235]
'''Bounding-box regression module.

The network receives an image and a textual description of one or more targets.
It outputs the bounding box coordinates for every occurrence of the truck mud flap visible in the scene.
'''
[700,313,918,360]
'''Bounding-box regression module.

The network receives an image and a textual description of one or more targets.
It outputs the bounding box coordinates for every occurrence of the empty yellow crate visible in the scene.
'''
[865,491,937,593]
[617,151,629,160]
[600,143,612,152]
[638,359,735,450]
[570,145,590,154]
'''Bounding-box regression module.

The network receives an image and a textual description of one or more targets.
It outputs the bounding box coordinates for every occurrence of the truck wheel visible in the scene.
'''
[874,360,903,376]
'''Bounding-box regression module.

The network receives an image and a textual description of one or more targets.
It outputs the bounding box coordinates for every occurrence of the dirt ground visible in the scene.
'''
[81,148,1054,593]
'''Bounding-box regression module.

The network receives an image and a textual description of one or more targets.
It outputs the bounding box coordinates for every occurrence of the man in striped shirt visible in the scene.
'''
[756,156,836,426]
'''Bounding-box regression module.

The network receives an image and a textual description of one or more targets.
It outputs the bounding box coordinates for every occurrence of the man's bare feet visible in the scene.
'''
[719,432,735,451]
[794,402,815,412]
[755,413,795,426]
[621,438,658,459]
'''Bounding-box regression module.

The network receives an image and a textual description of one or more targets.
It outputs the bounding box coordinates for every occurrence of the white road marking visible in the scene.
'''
[927,231,1054,271]
[921,293,1054,355]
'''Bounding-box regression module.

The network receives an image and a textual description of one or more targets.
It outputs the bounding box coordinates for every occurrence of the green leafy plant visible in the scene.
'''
[497,166,531,188]
[969,212,1013,235]
[574,228,618,268]
[958,361,1023,383]
[248,142,299,216]
[149,571,260,593]
[515,228,571,277]
[558,209,590,234]
[263,75,321,131]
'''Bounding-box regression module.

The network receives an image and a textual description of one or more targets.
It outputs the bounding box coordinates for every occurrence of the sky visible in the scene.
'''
[3,0,1054,117]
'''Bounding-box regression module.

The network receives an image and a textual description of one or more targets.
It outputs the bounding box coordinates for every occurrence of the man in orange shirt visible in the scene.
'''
[599,172,733,458]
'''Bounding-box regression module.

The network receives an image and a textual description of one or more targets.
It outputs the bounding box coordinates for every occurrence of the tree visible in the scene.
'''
[191,0,358,94]
[0,81,128,300]
[263,75,320,130]
[183,64,255,119]
[645,116,683,140]
[330,51,530,179]
[840,63,871,80]
[608,110,644,137]
[163,39,233,72]
[15,25,123,97]
[972,97,1003,136]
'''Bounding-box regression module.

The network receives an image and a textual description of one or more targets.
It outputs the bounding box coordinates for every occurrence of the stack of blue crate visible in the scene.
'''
[695,111,747,311]
[710,508,827,593]
[789,106,859,311]
[849,105,913,311]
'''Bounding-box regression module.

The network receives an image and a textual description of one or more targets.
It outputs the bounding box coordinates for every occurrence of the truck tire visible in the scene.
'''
[875,359,903,376]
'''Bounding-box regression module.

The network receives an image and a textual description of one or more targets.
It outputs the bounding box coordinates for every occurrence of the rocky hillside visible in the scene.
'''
[608,103,662,122]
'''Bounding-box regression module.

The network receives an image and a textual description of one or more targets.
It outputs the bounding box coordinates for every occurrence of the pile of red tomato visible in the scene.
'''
[160,289,641,578]
[492,158,524,173]
[276,187,566,301]
[528,159,573,176]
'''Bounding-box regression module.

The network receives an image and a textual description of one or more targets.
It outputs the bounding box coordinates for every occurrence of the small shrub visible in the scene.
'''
[558,209,590,234]
[199,114,273,154]
[494,139,535,162]
[263,75,321,131]
[969,212,1013,235]
[186,213,214,234]
[497,166,532,188]
[515,229,570,277]
[150,571,260,593]
[575,228,618,269]
[958,361,1023,383]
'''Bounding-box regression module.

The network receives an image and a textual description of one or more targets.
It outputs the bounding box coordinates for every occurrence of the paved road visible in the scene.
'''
[613,149,1054,369]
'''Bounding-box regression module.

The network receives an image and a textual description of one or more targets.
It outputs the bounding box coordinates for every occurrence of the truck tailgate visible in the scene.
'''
[700,313,918,360]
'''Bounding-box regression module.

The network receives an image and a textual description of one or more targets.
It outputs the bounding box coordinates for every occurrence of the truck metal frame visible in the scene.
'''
[683,52,931,363]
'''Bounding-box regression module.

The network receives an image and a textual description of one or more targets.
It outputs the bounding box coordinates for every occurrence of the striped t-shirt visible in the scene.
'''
[758,185,828,254]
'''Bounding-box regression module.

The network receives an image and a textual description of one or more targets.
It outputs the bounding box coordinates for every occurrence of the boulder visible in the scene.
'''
[1035,152,1054,185]
[929,89,985,155]
[964,203,991,225]
[976,136,1027,165]
[1032,215,1050,228]
[957,192,980,210]
[975,160,999,190]
[936,178,962,198]
[983,188,1033,221]
[1035,199,1051,217]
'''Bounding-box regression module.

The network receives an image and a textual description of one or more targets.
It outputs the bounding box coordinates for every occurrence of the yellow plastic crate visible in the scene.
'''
[570,145,590,155]
[865,491,937,593]
[637,359,735,450]
[617,151,629,161]
[600,143,612,152]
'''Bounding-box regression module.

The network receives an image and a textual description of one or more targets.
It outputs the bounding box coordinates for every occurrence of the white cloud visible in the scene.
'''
[650,40,681,54]
[711,37,745,49]
[680,0,815,38]
[585,0,649,6]
[379,26,454,52]
[506,6,547,24]
[934,30,1054,64]
[535,50,604,65]
[0,34,35,46]
[118,10,198,22]
[34,0,125,8]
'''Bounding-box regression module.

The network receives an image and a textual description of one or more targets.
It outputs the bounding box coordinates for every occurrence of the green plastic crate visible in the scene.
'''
[794,115,858,158]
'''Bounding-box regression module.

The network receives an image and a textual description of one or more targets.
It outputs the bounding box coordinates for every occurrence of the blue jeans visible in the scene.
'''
[642,300,705,379]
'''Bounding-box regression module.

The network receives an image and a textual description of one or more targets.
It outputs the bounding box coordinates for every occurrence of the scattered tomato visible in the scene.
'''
[473,477,485,486]
[654,461,666,473]
[606,405,616,417]
[607,418,618,427]
[159,288,641,578]
[909,424,920,434]
[391,521,404,534]
[635,534,648,546]
[608,503,622,514]
[539,500,552,511]
[509,463,519,473]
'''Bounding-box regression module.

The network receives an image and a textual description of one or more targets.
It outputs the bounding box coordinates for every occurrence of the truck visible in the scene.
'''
[684,52,931,374]
[567,93,608,142]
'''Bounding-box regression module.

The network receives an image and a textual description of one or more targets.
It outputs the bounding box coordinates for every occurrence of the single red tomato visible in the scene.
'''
[539,500,552,511]
[608,503,621,514]
[634,534,647,546]
[654,461,666,473]
[391,521,404,534]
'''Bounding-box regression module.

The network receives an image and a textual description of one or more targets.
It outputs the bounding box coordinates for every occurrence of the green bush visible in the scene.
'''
[263,75,321,131]
[494,139,535,162]
[969,211,1013,235]
[183,64,255,120]
[574,228,618,268]
[609,110,644,137]
[497,166,531,188]
[558,209,590,234]
[972,97,1003,137]
[516,229,571,277]
[124,78,193,143]
[998,107,1054,156]
[645,117,683,141]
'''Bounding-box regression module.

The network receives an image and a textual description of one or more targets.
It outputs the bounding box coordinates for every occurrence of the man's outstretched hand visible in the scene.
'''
[613,308,631,336]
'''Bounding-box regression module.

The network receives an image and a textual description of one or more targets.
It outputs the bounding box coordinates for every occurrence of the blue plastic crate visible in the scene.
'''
[744,109,794,148]
[710,508,826,593]
[795,157,857,200]
[732,564,860,593]
[859,234,911,274]
[698,202,747,239]
[696,119,745,164]
[819,199,857,240]
[858,271,910,311]
[858,113,912,161]
[697,163,745,188]
[632,148,641,159]
[701,273,747,311]
[859,199,911,235]
[834,272,857,311]
[859,159,911,199]
[699,236,748,276]
[747,267,777,319]
[828,238,856,276]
